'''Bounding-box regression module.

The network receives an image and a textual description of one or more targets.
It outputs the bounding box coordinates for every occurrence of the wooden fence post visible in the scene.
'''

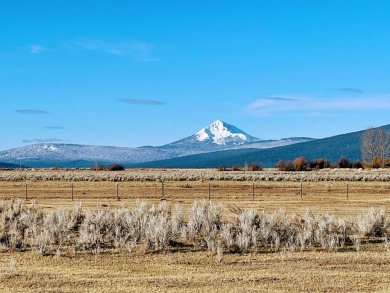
[71,183,74,201]
[162,180,165,199]
[116,183,119,201]
[300,182,303,200]
[252,182,255,201]
[208,182,211,200]
[347,183,349,201]
[25,183,28,201]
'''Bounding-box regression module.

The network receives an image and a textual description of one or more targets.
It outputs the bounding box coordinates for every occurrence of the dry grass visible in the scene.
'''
[1,249,390,292]
[0,178,389,217]
[0,169,390,292]
[1,168,390,183]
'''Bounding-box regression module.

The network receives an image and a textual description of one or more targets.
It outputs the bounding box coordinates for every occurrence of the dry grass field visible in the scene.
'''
[0,168,389,216]
[1,249,390,292]
[1,168,390,292]
[1,179,390,217]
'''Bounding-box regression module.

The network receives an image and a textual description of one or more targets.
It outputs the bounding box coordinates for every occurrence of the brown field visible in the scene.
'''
[0,169,389,216]
[1,168,390,292]
[1,248,390,292]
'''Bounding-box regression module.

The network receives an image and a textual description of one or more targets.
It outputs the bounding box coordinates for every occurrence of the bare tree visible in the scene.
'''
[361,127,378,166]
[377,128,390,168]
[361,127,390,168]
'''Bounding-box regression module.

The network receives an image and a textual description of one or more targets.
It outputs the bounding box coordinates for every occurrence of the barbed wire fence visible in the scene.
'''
[0,180,389,205]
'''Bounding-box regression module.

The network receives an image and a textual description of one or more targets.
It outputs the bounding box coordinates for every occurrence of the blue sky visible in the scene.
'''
[1,1,390,150]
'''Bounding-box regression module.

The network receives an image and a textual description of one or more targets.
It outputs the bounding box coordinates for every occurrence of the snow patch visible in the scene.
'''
[42,144,59,152]
[196,128,209,141]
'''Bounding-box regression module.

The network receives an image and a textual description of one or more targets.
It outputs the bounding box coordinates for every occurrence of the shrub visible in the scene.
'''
[352,160,363,169]
[337,157,351,169]
[92,164,106,171]
[250,162,263,171]
[309,159,330,170]
[363,162,372,170]
[276,160,284,171]
[385,158,390,168]
[217,165,227,171]
[276,160,294,171]
[285,161,295,171]
[231,164,241,171]
[107,164,125,171]
[293,157,308,171]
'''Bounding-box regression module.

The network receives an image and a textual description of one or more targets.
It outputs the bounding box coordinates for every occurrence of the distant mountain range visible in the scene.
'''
[131,124,390,168]
[0,120,313,168]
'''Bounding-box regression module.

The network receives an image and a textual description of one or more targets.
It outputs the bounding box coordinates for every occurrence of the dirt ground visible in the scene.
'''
[1,247,390,292]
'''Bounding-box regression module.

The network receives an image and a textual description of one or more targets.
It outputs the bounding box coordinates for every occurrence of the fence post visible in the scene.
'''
[208,182,211,200]
[116,183,119,201]
[71,183,74,201]
[300,182,303,200]
[252,182,255,201]
[25,183,28,201]
[162,180,165,199]
[346,183,349,201]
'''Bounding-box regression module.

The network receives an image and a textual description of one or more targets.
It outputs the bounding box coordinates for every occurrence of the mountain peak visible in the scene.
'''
[195,120,259,145]
[211,119,224,125]
[208,119,227,129]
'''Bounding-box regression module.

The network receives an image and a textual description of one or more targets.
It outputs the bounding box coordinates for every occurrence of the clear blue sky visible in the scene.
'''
[1,0,390,150]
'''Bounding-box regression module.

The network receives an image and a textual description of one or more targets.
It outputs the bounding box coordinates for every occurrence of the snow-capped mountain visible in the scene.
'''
[194,120,259,145]
[161,120,260,153]
[0,120,313,167]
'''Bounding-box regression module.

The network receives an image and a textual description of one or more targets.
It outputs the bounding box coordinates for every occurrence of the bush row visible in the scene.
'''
[1,199,389,260]
[1,169,390,182]
[276,157,390,171]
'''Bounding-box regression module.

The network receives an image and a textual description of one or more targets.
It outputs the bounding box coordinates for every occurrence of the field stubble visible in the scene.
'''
[1,249,390,292]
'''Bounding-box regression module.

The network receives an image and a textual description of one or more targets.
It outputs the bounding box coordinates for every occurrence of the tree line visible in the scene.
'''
[218,126,390,171]
[277,126,390,171]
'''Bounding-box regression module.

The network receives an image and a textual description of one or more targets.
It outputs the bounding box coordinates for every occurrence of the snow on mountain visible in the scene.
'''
[194,120,259,145]
[0,143,175,167]
[0,120,313,167]
[163,120,259,151]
